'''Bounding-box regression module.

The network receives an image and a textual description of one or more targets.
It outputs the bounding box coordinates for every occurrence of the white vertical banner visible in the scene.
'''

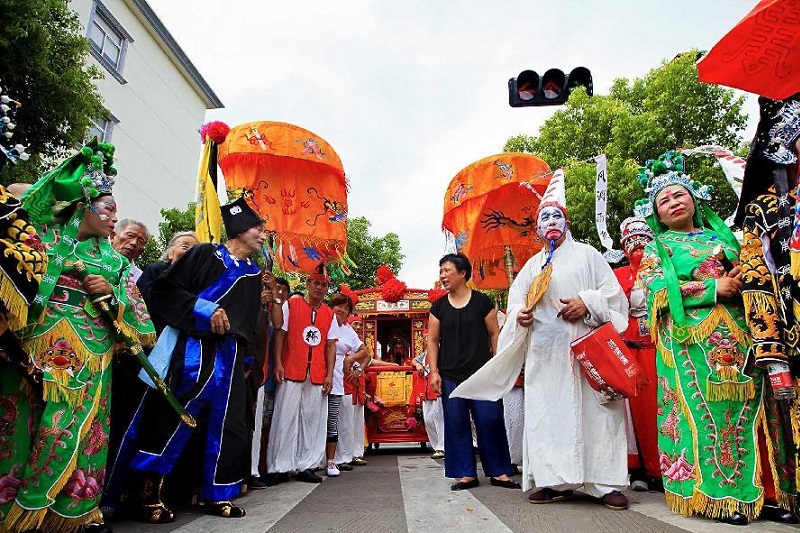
[594,155,625,263]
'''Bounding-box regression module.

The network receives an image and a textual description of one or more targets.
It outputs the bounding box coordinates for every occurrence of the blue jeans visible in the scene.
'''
[441,377,514,479]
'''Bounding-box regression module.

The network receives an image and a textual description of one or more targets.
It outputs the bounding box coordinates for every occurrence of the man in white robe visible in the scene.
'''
[453,170,630,509]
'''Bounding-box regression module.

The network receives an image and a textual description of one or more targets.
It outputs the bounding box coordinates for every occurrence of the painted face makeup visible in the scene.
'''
[623,234,652,268]
[536,206,566,242]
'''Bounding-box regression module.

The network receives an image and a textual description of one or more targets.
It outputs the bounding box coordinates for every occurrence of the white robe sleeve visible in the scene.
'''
[578,249,629,333]
[451,256,536,401]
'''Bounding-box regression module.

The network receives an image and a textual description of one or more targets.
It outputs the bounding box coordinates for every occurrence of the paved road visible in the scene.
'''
[112,446,797,533]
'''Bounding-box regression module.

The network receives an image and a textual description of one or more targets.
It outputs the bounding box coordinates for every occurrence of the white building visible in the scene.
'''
[70,0,222,234]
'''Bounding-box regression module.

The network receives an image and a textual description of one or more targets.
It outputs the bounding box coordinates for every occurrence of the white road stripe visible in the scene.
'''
[398,455,514,533]
[168,481,320,533]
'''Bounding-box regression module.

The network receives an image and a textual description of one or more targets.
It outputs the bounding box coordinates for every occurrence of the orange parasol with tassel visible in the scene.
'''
[442,153,551,289]
[217,121,352,276]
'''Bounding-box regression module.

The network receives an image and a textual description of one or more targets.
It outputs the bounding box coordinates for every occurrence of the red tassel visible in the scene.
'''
[376,265,395,284]
[381,278,407,303]
[200,121,230,144]
[339,283,359,305]
[427,288,447,303]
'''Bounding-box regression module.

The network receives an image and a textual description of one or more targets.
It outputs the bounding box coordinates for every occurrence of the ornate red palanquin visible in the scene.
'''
[354,288,432,446]
[363,365,430,445]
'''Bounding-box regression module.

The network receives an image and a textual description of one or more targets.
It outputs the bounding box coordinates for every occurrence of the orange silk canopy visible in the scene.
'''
[218,121,348,274]
[442,153,551,289]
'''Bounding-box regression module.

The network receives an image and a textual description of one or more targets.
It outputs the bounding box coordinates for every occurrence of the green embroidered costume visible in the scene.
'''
[636,151,789,521]
[0,140,155,533]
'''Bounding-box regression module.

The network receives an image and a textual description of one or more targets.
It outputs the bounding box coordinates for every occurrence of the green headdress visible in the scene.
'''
[22,137,117,226]
[633,150,739,341]
[21,138,118,323]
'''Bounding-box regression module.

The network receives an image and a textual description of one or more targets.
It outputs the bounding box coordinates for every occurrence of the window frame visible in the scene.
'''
[87,114,119,143]
[87,0,134,84]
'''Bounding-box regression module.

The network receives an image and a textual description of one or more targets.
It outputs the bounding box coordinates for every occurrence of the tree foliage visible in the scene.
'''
[138,202,196,268]
[344,216,404,290]
[0,0,107,185]
[504,51,748,249]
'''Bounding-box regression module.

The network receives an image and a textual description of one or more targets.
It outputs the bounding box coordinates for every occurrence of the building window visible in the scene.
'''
[87,116,118,143]
[87,1,133,83]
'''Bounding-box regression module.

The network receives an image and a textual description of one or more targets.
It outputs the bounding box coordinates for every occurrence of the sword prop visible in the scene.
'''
[72,260,197,428]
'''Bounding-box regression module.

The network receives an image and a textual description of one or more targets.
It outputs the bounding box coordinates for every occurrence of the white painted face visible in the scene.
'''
[536,206,567,242]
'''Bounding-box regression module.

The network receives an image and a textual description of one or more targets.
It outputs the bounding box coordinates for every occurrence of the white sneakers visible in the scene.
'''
[326,461,340,477]
[431,450,445,459]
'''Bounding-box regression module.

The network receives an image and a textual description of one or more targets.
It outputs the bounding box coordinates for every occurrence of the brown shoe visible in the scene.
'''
[528,487,574,504]
[601,491,628,510]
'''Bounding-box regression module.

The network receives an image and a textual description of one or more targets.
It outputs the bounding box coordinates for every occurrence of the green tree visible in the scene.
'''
[344,216,404,290]
[504,51,748,249]
[138,202,196,268]
[0,0,107,184]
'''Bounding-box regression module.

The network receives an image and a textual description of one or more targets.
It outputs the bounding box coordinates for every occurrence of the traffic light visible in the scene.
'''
[508,67,593,107]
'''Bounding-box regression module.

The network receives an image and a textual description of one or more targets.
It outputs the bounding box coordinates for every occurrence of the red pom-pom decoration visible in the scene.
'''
[376,265,395,284]
[381,278,407,303]
[199,121,230,144]
[427,288,447,303]
[405,417,418,430]
[339,283,359,306]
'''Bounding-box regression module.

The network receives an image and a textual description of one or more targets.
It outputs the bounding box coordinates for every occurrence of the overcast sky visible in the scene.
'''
[148,0,759,288]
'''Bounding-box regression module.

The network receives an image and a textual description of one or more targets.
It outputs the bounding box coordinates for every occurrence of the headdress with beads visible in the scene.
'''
[22,137,116,226]
[21,138,119,323]
[633,151,711,220]
[619,217,654,246]
[634,150,739,342]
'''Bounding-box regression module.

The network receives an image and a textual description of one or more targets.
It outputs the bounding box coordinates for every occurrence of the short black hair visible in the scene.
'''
[329,293,354,312]
[439,253,472,281]
[275,277,290,291]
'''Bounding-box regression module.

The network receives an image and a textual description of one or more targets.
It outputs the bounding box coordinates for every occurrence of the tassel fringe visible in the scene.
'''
[791,250,800,281]
[742,291,777,320]
[706,378,755,402]
[2,503,103,533]
[0,270,29,332]
[759,410,798,511]
[684,306,749,346]
[665,489,763,521]
[22,318,112,407]
[657,334,675,368]
[649,289,669,341]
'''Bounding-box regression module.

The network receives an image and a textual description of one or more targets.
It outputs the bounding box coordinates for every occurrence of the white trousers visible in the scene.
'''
[422,398,444,451]
[334,395,355,464]
[267,379,327,473]
[353,404,365,457]
[251,386,265,476]
[503,387,524,465]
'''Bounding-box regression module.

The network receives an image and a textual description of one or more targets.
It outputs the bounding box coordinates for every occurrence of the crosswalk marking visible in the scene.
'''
[169,481,319,533]
[398,456,514,533]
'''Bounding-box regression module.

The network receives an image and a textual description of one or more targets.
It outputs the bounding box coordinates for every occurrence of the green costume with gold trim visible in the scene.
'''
[0,140,156,533]
[635,151,793,521]
[640,229,792,519]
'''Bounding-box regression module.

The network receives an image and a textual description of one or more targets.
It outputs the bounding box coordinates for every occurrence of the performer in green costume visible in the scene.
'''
[637,151,781,525]
[0,139,155,533]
